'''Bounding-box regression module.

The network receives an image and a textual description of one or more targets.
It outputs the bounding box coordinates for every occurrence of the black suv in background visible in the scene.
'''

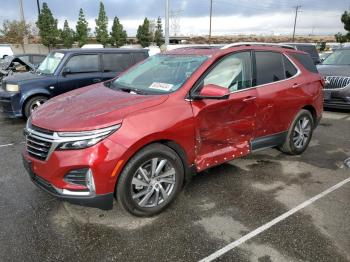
[317,48,350,109]
[284,43,321,64]
[0,48,148,118]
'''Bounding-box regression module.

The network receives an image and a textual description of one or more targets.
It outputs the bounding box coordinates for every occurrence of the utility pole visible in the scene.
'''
[209,0,213,45]
[292,5,301,42]
[165,0,170,47]
[37,0,41,15]
[18,0,28,45]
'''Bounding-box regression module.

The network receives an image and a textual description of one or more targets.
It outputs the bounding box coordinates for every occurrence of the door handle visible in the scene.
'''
[93,78,102,83]
[292,83,301,88]
[243,96,256,102]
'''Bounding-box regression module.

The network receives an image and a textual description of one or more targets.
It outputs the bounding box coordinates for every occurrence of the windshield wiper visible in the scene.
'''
[119,87,149,95]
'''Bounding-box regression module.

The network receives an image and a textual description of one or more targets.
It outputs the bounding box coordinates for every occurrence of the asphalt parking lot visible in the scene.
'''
[0,110,349,262]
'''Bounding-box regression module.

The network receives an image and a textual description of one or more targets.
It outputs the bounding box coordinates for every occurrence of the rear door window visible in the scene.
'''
[65,54,99,73]
[102,53,133,72]
[255,51,285,85]
[290,53,318,73]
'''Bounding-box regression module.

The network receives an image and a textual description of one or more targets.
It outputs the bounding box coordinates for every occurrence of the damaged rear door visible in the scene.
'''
[190,51,257,171]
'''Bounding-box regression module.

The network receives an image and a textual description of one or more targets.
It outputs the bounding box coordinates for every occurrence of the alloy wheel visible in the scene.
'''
[30,99,46,113]
[131,158,176,208]
[293,116,312,149]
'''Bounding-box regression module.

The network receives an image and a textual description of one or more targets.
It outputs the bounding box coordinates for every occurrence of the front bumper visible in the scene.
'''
[0,89,22,117]
[22,137,128,210]
[324,88,350,110]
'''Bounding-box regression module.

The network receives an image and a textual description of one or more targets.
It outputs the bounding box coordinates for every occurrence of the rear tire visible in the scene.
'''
[116,143,184,217]
[24,96,48,119]
[279,109,314,155]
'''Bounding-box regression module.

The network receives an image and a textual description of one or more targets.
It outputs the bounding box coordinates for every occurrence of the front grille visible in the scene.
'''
[324,76,350,90]
[25,125,54,161]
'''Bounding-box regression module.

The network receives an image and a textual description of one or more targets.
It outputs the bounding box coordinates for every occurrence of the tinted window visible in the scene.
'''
[102,53,133,72]
[203,52,252,91]
[283,56,298,78]
[65,54,99,73]
[255,52,285,85]
[291,53,318,73]
[295,45,318,58]
[32,55,45,65]
[133,52,147,63]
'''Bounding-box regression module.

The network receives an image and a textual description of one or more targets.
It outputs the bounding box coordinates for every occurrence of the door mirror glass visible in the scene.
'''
[196,84,230,100]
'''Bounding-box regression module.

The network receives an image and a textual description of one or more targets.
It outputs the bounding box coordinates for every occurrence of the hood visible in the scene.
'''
[31,84,169,132]
[3,71,48,83]
[316,64,350,77]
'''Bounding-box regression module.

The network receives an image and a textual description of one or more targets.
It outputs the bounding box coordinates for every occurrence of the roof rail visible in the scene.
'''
[221,42,296,50]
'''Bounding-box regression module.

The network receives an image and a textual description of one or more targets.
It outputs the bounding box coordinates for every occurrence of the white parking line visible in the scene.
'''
[0,143,14,148]
[199,177,350,262]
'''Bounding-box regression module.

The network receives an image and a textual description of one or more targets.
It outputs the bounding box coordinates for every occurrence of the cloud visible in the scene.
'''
[0,0,347,36]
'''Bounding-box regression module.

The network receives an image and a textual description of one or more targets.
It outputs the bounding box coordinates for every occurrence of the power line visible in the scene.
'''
[292,5,302,41]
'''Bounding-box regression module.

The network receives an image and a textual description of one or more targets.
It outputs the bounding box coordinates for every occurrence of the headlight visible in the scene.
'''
[57,124,121,150]
[6,84,20,92]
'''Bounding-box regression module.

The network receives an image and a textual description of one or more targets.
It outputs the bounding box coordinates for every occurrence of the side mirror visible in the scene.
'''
[193,84,230,100]
[62,67,71,76]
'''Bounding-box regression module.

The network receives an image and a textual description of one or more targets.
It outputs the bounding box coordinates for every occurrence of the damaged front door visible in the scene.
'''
[190,51,257,171]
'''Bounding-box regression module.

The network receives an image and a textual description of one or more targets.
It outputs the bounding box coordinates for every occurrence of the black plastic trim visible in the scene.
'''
[251,131,288,151]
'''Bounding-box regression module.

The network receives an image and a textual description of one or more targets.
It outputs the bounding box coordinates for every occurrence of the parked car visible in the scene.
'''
[284,43,321,64]
[0,44,14,59]
[0,54,46,83]
[22,44,323,216]
[0,48,148,118]
[317,48,350,109]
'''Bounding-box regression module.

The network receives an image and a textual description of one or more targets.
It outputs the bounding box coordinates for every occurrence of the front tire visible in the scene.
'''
[116,143,184,217]
[24,96,48,118]
[279,109,314,155]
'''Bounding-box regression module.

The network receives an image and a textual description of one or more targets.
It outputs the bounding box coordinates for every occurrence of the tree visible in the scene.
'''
[95,1,109,46]
[154,17,164,47]
[136,18,151,48]
[76,8,90,47]
[36,2,59,49]
[335,10,350,43]
[335,32,347,43]
[0,20,32,46]
[60,20,75,48]
[110,17,127,47]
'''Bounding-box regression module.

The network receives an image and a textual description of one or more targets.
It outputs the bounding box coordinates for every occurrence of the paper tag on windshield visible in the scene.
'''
[149,82,173,91]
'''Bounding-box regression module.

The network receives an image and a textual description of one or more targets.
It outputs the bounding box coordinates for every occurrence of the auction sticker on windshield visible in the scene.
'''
[149,82,173,91]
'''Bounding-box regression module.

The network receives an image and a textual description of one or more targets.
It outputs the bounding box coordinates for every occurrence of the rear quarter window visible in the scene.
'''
[133,52,148,63]
[290,53,318,73]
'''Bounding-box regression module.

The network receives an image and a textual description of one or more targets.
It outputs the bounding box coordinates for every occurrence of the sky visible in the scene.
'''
[0,0,348,36]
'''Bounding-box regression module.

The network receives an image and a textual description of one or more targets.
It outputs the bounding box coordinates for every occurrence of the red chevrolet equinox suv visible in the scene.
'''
[23,44,324,216]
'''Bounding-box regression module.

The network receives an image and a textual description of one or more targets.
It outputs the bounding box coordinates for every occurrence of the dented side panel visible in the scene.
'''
[191,88,258,171]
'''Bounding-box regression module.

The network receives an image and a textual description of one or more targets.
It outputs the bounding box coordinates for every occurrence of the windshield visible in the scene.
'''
[322,50,350,65]
[37,52,65,74]
[112,55,208,94]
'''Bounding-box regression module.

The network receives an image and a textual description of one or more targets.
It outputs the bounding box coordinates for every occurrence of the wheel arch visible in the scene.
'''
[21,93,50,117]
[114,139,194,191]
[302,105,317,125]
